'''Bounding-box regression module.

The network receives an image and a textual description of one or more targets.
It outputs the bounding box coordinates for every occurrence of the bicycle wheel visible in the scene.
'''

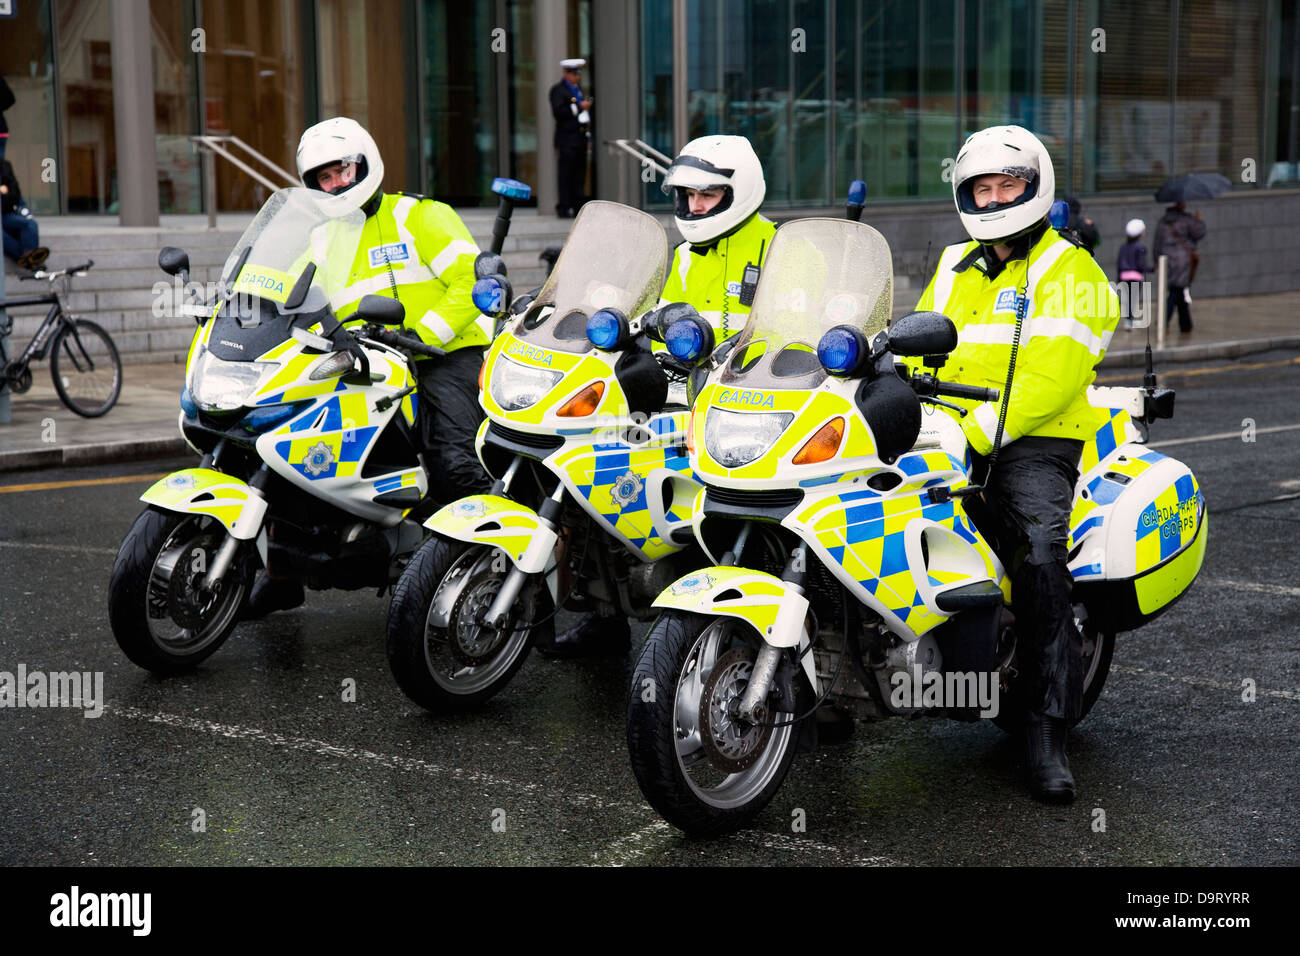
[50,319,123,418]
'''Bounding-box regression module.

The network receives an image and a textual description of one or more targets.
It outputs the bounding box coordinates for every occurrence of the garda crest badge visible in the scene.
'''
[302,441,336,477]
[609,471,644,509]
[671,573,713,596]
[165,474,196,491]
[454,500,488,518]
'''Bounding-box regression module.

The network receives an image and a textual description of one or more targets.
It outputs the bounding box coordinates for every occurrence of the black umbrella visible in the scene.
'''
[1155,172,1231,203]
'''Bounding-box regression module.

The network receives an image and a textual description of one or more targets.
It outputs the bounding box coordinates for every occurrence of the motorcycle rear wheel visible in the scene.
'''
[108,506,253,673]
[627,611,798,838]
[386,536,553,713]
[992,605,1115,735]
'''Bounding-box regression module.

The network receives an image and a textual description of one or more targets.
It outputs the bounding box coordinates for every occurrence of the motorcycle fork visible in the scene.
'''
[480,478,564,629]
[722,524,809,725]
[203,462,271,590]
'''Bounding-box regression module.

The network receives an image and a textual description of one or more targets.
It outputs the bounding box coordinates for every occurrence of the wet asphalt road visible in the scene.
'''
[1,350,1297,867]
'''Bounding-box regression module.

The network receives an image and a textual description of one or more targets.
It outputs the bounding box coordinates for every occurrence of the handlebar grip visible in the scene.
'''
[934,381,1000,403]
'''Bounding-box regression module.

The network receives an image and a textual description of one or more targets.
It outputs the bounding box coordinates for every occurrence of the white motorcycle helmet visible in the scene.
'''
[661,135,766,245]
[296,117,385,216]
[952,125,1055,243]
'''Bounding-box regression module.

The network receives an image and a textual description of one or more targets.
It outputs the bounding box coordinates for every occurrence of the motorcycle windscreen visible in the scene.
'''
[511,200,669,354]
[218,187,365,318]
[719,218,893,390]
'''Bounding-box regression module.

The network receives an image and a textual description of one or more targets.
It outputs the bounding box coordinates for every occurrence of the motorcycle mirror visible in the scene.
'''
[356,294,406,327]
[158,246,190,277]
[472,273,513,318]
[888,311,958,357]
[474,252,508,280]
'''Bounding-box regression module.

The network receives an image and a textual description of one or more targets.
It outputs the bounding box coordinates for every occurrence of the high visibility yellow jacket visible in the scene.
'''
[913,224,1121,456]
[659,212,776,341]
[325,193,488,353]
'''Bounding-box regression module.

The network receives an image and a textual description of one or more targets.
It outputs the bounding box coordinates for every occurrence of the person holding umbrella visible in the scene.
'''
[1152,173,1226,335]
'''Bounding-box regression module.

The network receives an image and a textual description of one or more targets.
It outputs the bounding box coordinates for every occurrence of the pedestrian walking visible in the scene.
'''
[1153,201,1206,334]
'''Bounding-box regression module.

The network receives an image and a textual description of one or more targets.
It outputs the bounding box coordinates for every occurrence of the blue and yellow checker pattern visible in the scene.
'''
[791,448,1003,640]
[551,412,695,562]
[1135,469,1204,571]
[268,392,378,481]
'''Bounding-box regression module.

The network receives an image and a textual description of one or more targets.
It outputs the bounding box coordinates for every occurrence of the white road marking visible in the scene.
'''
[1207,577,1300,599]
[595,820,676,866]
[110,704,619,810]
[1110,666,1300,701]
[111,704,910,863]
[734,830,902,865]
[0,540,117,556]
[1149,422,1300,447]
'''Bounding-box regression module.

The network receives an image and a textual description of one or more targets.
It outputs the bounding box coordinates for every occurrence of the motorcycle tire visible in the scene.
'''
[386,536,553,714]
[108,506,253,673]
[627,610,799,838]
[992,610,1115,735]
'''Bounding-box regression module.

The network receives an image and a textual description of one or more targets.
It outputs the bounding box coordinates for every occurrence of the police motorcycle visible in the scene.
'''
[626,217,1207,836]
[107,186,485,673]
[385,200,710,713]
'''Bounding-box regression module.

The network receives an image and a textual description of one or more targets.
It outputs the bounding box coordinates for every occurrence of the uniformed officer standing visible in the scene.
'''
[549,57,592,218]
[913,125,1121,803]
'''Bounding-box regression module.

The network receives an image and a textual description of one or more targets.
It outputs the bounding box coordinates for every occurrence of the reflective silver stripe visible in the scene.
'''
[972,402,1008,449]
[392,196,417,251]
[675,243,691,288]
[419,309,457,344]
[429,239,479,276]
[472,313,493,340]
[330,271,433,310]
[1026,236,1071,292]
[928,243,969,314]
[957,316,1108,356]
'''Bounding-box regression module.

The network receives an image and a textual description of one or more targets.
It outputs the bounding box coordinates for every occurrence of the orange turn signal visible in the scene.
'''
[686,408,697,455]
[477,359,486,390]
[792,417,844,465]
[558,381,605,417]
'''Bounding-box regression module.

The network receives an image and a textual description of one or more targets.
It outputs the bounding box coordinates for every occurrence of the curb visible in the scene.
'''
[0,436,188,474]
[1101,335,1300,368]
[3,336,1297,474]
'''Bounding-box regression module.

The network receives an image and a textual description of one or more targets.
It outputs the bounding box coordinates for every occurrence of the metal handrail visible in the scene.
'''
[192,135,299,228]
[606,138,670,176]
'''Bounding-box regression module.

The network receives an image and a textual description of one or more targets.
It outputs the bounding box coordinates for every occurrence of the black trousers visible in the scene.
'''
[415,347,491,506]
[1165,284,1193,332]
[970,437,1085,722]
[556,143,587,215]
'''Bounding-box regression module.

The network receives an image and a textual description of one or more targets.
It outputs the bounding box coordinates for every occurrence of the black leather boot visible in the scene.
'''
[241,574,305,620]
[536,612,630,659]
[1025,712,1075,803]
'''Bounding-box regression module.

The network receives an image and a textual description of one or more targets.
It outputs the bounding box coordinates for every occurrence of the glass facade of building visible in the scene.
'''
[1,0,1295,217]
[640,0,1300,208]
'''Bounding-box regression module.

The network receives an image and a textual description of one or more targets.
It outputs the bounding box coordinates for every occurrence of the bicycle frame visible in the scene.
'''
[0,293,64,366]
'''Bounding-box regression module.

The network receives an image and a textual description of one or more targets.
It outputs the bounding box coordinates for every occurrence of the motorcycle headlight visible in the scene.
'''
[190,349,275,411]
[488,355,564,411]
[704,408,794,468]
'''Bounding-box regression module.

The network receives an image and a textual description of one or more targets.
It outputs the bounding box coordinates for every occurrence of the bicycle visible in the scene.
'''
[0,260,123,418]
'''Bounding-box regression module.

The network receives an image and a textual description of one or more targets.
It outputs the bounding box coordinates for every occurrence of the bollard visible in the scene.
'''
[1156,254,1167,350]
[0,260,9,423]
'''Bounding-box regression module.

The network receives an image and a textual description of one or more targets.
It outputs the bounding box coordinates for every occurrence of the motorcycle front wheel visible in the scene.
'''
[107,506,254,673]
[386,536,553,714]
[627,611,798,838]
